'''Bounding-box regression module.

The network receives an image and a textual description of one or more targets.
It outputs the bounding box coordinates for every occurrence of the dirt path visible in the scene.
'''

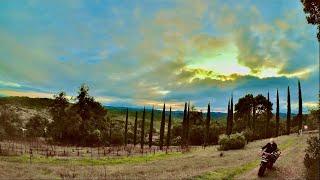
[236,135,308,180]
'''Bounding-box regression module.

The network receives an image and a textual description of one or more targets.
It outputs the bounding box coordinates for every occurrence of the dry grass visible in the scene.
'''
[0,133,313,179]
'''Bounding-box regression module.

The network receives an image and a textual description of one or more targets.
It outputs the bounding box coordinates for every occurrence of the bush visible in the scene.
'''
[304,136,320,180]
[243,128,254,142]
[218,133,246,151]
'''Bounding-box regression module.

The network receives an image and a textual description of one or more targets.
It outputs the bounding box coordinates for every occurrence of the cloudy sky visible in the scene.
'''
[0,0,318,112]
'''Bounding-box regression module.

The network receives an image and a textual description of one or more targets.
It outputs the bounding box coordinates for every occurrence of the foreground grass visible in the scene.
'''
[195,135,299,180]
[0,134,311,179]
[0,151,182,166]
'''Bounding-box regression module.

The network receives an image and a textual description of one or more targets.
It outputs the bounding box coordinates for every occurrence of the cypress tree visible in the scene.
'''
[226,100,230,135]
[266,92,271,138]
[159,103,166,150]
[166,106,172,148]
[185,102,190,147]
[133,111,138,146]
[140,107,145,149]
[182,102,187,147]
[124,108,129,146]
[298,80,303,132]
[204,103,211,147]
[230,94,234,134]
[148,106,154,148]
[276,89,280,137]
[287,86,291,135]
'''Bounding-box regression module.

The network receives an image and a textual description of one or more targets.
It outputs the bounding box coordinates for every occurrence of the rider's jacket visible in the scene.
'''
[262,142,277,153]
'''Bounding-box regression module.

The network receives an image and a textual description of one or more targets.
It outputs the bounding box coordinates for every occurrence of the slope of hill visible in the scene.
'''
[0,133,314,179]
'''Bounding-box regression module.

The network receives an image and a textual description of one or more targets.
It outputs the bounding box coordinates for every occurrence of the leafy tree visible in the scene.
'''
[140,107,145,149]
[133,111,138,146]
[276,89,280,137]
[159,103,166,150]
[166,106,172,148]
[287,86,291,135]
[234,94,272,139]
[301,0,320,41]
[49,92,69,141]
[26,115,49,138]
[304,136,320,179]
[0,108,22,139]
[204,103,211,147]
[149,106,154,148]
[124,108,128,146]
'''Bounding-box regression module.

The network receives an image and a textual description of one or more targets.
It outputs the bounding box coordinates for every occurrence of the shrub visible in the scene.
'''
[218,133,246,151]
[243,128,254,142]
[304,136,320,180]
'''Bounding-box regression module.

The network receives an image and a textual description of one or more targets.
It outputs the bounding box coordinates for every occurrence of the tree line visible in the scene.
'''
[1,80,316,148]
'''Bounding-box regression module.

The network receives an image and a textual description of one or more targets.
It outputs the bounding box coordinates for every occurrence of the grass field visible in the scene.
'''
[0,132,315,179]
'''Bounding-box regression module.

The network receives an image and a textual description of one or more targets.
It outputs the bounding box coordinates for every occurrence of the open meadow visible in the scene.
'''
[0,132,316,179]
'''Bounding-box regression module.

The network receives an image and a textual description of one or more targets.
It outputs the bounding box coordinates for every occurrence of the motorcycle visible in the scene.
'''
[258,149,281,177]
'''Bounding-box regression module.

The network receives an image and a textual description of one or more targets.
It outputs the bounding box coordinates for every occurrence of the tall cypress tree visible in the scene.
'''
[287,86,291,135]
[276,89,280,137]
[226,100,230,135]
[266,92,271,138]
[159,103,166,150]
[140,107,145,149]
[230,94,234,135]
[148,106,154,148]
[298,80,303,131]
[166,106,172,148]
[124,108,129,146]
[182,102,187,147]
[133,111,138,146]
[204,103,211,147]
[185,102,190,147]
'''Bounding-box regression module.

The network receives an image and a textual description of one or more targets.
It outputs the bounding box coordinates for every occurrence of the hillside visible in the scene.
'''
[0,133,315,179]
[0,96,292,122]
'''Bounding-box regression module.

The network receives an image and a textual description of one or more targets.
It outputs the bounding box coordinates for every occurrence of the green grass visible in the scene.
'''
[0,151,183,166]
[196,136,299,179]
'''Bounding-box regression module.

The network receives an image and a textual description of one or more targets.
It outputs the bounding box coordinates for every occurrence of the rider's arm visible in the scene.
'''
[261,143,269,150]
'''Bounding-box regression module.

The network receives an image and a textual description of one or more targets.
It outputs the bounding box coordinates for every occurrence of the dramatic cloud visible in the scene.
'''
[0,0,318,112]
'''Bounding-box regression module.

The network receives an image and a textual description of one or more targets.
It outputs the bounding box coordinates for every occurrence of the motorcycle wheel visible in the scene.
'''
[258,163,267,177]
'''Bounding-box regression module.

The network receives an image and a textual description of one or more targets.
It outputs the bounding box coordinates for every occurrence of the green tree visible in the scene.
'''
[204,103,211,147]
[301,0,320,41]
[182,102,187,147]
[124,108,129,146]
[265,92,272,138]
[133,111,138,146]
[276,89,280,137]
[26,115,49,138]
[159,103,166,150]
[287,86,291,135]
[166,106,172,148]
[230,95,234,134]
[186,102,190,147]
[298,80,303,132]
[140,107,145,149]
[226,100,231,135]
[234,94,272,139]
[149,106,154,148]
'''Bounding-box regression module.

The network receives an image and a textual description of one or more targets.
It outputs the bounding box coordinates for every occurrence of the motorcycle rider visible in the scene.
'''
[261,138,278,153]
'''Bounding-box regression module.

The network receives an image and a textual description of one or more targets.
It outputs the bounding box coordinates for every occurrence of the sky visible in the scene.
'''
[0,0,318,113]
